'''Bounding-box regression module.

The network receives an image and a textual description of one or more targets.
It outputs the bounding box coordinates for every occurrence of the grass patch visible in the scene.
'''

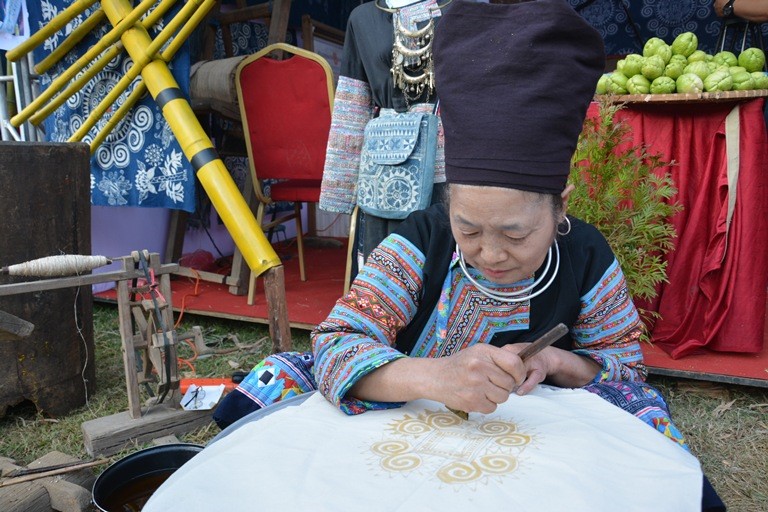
[0,303,765,511]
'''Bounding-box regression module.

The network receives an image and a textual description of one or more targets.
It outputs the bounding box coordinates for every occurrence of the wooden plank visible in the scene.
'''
[117,278,142,419]
[649,366,768,388]
[267,0,292,46]
[228,169,260,296]
[0,452,96,512]
[81,405,213,457]
[0,310,33,341]
[600,88,768,104]
[0,262,179,297]
[174,266,239,287]
[164,210,189,264]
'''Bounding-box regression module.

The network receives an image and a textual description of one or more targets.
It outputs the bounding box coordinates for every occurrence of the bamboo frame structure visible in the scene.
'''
[5,0,293,350]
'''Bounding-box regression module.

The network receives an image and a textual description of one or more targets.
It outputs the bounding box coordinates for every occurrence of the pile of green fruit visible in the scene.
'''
[596,31,768,95]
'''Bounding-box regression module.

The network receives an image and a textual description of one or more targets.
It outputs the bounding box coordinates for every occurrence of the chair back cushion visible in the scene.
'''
[238,53,332,182]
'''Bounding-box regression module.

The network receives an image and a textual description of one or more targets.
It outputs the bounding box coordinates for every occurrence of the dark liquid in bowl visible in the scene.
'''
[98,470,175,511]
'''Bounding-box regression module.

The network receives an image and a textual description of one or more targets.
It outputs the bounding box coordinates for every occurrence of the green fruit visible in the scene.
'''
[643,37,667,59]
[606,71,629,94]
[703,70,733,92]
[683,61,710,81]
[731,70,756,90]
[650,76,677,94]
[676,73,704,93]
[687,50,709,63]
[626,74,651,94]
[596,74,609,94]
[646,43,672,65]
[664,61,686,80]
[670,54,688,65]
[622,54,645,77]
[738,48,766,73]
[671,32,698,57]
[751,71,768,89]
[616,58,626,75]
[713,51,738,67]
[641,55,666,80]
[729,66,747,74]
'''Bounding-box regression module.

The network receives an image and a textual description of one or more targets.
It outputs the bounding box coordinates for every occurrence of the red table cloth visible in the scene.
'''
[587,99,768,358]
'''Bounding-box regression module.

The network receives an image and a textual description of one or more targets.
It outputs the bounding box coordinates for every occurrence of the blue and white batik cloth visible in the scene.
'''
[28,1,195,212]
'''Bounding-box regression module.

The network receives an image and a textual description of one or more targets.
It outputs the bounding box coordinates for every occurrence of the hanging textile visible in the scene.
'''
[0,0,30,51]
[27,1,195,212]
[588,100,768,357]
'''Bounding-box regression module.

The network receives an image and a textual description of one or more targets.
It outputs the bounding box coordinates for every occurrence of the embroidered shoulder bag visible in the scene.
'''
[357,106,438,220]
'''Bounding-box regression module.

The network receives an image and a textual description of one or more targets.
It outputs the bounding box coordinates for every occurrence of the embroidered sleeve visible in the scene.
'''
[319,76,374,214]
[311,234,425,414]
[571,259,648,383]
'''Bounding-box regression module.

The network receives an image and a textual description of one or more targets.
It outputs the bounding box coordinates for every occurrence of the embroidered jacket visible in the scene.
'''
[311,204,648,414]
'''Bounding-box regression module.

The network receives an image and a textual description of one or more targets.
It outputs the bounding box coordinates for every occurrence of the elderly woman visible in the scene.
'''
[218,0,670,442]
[313,0,665,429]
[214,2,723,507]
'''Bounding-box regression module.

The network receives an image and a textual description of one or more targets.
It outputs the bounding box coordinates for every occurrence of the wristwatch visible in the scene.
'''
[722,0,737,17]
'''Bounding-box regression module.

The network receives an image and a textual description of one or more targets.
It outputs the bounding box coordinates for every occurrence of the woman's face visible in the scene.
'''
[449,185,563,285]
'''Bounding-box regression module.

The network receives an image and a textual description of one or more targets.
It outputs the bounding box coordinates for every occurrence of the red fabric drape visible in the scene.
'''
[587,99,768,358]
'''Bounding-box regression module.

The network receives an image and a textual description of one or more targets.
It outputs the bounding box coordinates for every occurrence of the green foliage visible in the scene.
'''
[569,100,681,308]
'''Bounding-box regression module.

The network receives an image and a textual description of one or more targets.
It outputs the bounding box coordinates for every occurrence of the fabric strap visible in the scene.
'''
[723,103,740,261]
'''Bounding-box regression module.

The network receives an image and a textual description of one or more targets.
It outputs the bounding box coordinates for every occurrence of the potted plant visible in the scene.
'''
[569,100,681,327]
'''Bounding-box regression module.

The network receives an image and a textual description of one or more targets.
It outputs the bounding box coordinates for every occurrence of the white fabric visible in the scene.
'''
[145,387,702,512]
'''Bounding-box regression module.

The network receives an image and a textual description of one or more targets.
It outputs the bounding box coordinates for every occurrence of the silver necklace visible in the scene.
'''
[456,242,560,303]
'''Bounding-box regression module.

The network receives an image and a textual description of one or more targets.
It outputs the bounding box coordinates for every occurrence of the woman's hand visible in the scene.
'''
[502,343,602,395]
[501,343,559,395]
[432,344,526,414]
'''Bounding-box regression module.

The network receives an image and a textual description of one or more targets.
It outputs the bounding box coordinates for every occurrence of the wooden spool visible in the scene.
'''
[0,142,94,418]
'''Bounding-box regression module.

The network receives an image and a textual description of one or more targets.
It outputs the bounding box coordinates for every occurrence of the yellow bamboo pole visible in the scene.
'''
[5,0,99,61]
[29,0,176,74]
[141,0,180,29]
[35,9,106,75]
[99,0,281,276]
[30,42,124,125]
[10,0,157,127]
[68,0,213,142]
[26,0,182,126]
[89,0,217,150]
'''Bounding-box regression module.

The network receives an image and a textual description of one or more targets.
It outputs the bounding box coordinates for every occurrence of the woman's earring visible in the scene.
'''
[557,216,571,236]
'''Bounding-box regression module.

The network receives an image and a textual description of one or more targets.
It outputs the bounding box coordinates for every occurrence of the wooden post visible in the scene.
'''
[0,142,93,418]
[263,266,292,352]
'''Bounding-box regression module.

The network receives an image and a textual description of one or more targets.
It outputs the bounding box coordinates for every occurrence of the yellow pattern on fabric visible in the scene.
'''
[369,410,532,484]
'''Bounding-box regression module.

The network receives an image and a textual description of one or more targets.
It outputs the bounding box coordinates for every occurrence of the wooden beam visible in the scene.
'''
[81,405,212,457]
[0,310,34,341]
[0,262,179,297]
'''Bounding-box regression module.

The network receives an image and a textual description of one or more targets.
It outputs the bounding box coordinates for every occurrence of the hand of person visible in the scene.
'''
[713,0,729,17]
[501,343,560,396]
[435,343,526,414]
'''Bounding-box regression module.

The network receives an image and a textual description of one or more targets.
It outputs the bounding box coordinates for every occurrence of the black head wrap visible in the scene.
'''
[434,0,605,194]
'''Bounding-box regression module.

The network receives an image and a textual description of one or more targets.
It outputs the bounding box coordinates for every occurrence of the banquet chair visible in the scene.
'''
[235,42,334,295]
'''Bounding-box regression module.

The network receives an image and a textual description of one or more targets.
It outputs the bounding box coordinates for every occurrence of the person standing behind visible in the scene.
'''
[714,0,768,22]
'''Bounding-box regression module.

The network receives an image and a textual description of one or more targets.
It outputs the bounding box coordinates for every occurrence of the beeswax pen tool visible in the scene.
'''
[446,322,569,420]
